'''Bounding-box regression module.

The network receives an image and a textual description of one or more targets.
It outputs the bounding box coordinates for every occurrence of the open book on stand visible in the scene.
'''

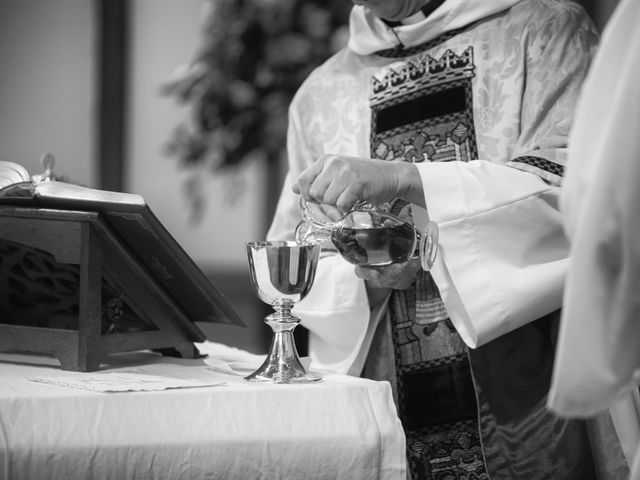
[0,160,244,330]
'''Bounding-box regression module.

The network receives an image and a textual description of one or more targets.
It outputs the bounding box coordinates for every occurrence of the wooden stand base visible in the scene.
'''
[0,207,206,371]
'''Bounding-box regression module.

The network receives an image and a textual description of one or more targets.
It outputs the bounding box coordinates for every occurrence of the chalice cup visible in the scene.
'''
[245,241,321,383]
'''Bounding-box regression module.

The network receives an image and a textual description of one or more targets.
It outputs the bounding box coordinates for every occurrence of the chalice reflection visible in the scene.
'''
[244,241,321,383]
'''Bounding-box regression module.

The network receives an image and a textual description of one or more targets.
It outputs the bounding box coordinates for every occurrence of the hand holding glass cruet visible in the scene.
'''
[295,198,438,271]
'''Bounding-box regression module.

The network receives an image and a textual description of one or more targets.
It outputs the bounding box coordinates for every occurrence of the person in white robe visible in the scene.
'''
[268,0,610,478]
[548,0,640,478]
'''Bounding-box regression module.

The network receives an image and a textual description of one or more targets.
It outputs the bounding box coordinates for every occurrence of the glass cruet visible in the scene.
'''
[295,198,438,271]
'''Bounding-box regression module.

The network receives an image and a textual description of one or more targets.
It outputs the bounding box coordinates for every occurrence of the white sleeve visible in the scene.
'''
[416,160,567,348]
[412,7,599,348]
[547,0,640,417]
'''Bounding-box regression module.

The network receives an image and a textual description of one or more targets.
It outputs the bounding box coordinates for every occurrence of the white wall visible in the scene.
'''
[0,0,266,270]
[127,0,269,352]
[127,0,266,270]
[0,0,268,352]
[0,0,95,184]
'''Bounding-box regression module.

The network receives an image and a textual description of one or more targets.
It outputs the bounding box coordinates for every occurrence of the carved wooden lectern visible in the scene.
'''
[0,169,243,371]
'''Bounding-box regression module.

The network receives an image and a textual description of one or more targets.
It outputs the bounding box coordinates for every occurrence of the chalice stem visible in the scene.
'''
[245,300,317,383]
[265,302,305,373]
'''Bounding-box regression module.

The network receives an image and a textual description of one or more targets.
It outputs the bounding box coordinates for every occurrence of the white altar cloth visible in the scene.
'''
[0,342,406,480]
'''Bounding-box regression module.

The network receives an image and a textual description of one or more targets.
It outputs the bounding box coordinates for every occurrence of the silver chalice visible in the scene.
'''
[245,241,321,383]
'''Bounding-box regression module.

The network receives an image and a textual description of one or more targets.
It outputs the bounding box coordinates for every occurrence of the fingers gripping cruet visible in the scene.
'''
[295,199,438,271]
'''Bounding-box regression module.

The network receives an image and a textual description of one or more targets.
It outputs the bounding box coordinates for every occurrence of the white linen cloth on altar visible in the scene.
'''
[0,341,405,480]
[547,0,640,476]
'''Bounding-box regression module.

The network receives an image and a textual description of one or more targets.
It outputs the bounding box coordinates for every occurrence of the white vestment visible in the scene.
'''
[547,0,640,476]
[268,0,597,375]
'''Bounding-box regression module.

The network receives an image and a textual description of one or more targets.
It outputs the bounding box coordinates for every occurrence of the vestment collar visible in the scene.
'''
[348,0,523,55]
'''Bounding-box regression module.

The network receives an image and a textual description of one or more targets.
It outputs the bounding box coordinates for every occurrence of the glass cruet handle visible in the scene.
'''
[296,198,336,245]
[418,221,439,271]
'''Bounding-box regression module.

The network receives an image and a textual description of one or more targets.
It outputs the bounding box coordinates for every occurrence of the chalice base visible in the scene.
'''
[244,326,322,384]
[244,363,322,384]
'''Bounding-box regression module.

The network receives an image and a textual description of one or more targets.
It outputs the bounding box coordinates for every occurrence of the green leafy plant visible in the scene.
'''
[162,0,349,221]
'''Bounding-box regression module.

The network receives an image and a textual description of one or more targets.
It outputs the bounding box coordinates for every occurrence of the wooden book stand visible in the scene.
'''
[0,206,239,371]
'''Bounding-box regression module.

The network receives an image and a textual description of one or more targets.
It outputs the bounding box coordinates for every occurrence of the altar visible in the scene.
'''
[0,341,406,480]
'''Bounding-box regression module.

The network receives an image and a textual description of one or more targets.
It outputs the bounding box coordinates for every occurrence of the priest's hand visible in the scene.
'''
[355,256,422,291]
[293,154,425,213]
